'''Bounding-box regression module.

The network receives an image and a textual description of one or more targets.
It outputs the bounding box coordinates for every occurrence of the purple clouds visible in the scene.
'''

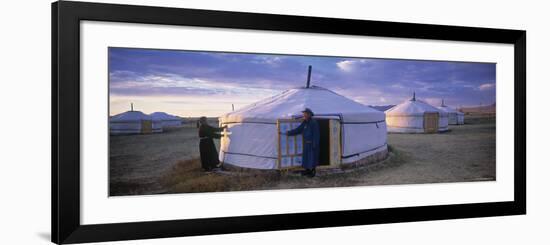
[109,47,496,115]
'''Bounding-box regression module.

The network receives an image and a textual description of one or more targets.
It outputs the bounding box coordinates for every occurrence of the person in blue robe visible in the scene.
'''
[285,108,320,177]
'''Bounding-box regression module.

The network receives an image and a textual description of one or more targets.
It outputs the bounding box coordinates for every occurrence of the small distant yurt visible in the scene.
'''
[385,93,449,133]
[150,112,183,128]
[437,99,463,125]
[110,105,162,135]
[218,86,388,170]
[457,111,465,125]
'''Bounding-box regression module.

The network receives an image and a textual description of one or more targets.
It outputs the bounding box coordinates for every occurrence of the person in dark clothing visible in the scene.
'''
[198,117,226,171]
[284,108,320,177]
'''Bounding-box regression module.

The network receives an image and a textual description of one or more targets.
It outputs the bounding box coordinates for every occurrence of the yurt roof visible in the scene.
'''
[110,111,153,122]
[150,112,180,120]
[438,105,459,113]
[386,98,445,116]
[220,86,384,123]
[437,99,459,114]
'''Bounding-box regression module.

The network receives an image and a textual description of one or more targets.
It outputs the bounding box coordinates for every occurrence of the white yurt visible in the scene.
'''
[110,106,162,135]
[150,112,183,128]
[385,93,449,133]
[218,86,388,170]
[457,111,465,125]
[437,99,462,125]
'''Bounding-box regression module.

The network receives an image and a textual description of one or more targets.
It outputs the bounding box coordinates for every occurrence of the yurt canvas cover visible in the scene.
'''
[110,111,163,135]
[385,96,449,133]
[150,112,183,127]
[457,111,465,125]
[438,100,461,125]
[218,86,387,170]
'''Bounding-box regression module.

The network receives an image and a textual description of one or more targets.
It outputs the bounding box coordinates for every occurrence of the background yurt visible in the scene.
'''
[218,84,388,170]
[150,112,184,128]
[109,104,163,135]
[457,111,465,124]
[385,93,449,133]
[437,99,464,125]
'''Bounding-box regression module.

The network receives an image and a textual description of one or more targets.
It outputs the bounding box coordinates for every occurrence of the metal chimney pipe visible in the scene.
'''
[306,65,312,88]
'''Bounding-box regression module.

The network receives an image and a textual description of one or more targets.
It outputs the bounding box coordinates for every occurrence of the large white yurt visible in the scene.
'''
[218,86,388,170]
[150,112,183,128]
[110,108,162,135]
[437,99,463,125]
[385,93,449,133]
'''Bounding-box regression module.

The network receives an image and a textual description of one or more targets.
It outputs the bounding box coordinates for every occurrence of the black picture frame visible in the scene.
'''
[52,1,526,244]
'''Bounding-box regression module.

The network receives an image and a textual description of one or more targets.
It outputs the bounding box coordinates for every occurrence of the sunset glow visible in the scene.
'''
[109,48,496,117]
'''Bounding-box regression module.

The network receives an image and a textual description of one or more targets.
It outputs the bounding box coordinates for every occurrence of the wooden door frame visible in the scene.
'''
[423,112,439,133]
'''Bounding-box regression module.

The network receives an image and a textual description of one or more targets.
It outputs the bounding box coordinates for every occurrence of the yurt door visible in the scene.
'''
[277,119,303,169]
[423,112,439,133]
[141,120,153,134]
[219,124,232,154]
[329,119,342,166]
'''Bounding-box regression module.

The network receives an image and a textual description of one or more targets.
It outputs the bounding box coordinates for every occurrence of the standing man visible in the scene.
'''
[197,117,226,171]
[285,108,320,177]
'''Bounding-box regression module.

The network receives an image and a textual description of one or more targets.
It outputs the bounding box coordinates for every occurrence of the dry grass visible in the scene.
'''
[109,123,218,195]
[161,158,280,193]
[160,145,410,194]
[111,116,495,196]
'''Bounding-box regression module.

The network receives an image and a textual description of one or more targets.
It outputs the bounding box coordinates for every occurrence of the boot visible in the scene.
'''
[307,168,316,178]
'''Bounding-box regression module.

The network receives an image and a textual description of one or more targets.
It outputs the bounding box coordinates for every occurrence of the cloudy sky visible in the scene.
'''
[109,47,496,117]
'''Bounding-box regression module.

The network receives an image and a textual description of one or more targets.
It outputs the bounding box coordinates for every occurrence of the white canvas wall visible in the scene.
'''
[386,98,449,133]
[438,106,460,125]
[219,123,278,169]
[219,119,388,169]
[152,121,163,132]
[457,113,465,124]
[110,121,142,135]
[439,113,449,131]
[218,86,388,169]
[150,112,183,128]
[109,121,163,135]
[386,115,425,133]
[341,123,388,163]
[110,111,163,135]
[160,120,182,127]
[448,112,458,125]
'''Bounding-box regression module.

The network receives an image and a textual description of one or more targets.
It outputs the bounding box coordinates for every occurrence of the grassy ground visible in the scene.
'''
[109,116,495,196]
[109,122,212,195]
[367,117,496,185]
[161,145,409,194]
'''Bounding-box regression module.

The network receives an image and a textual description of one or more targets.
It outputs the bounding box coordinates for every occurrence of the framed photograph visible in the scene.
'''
[52,1,526,244]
